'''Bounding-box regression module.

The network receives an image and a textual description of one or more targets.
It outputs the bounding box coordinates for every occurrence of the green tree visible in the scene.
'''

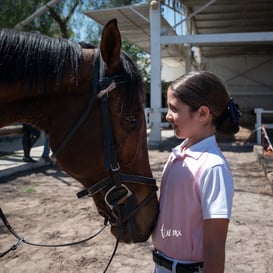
[0,0,83,38]
[0,0,66,37]
[0,0,150,92]
[0,0,47,28]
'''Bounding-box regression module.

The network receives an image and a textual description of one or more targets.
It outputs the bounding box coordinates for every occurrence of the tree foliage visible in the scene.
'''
[0,0,72,37]
[0,0,47,28]
[0,0,150,92]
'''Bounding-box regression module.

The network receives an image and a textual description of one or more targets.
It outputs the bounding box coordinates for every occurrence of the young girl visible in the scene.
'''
[152,71,240,273]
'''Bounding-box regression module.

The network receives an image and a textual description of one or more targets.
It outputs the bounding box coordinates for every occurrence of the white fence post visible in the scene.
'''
[254,108,273,145]
[255,108,263,145]
[145,108,169,129]
[149,1,162,145]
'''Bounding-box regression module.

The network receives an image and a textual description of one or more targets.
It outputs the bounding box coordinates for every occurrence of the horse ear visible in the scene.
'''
[100,18,121,74]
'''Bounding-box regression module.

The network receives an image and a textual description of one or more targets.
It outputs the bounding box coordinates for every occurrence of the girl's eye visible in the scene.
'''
[169,105,178,113]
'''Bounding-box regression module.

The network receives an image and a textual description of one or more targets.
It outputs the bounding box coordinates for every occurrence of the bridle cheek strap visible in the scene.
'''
[92,50,158,226]
[100,89,120,171]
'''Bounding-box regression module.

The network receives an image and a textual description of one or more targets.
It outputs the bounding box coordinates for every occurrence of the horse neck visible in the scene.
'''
[0,45,93,99]
[0,50,94,129]
[0,91,50,130]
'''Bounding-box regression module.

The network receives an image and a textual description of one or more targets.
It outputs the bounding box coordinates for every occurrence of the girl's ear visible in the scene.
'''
[198,105,211,121]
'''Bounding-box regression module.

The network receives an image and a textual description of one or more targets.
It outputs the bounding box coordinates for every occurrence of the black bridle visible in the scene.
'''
[76,50,158,227]
[0,49,157,272]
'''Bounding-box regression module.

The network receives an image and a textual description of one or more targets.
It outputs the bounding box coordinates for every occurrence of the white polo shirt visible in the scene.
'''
[152,135,234,262]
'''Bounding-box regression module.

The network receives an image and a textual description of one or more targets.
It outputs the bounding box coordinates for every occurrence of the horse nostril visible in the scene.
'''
[98,210,107,218]
[98,207,119,226]
[109,215,118,226]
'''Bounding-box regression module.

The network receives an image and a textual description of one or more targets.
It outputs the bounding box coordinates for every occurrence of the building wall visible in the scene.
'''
[202,55,273,125]
[161,62,185,82]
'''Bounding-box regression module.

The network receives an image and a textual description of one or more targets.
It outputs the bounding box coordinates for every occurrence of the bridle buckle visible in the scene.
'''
[104,184,132,211]
[111,161,120,172]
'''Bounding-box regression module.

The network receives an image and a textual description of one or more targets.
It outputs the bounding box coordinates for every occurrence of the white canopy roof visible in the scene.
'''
[85,3,186,67]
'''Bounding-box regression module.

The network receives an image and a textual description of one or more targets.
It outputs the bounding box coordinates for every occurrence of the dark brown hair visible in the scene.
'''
[170,71,240,135]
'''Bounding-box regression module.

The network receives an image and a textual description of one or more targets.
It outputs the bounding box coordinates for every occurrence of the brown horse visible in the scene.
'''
[0,19,158,243]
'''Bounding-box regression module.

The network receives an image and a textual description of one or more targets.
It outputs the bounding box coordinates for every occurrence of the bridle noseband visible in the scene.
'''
[76,50,158,226]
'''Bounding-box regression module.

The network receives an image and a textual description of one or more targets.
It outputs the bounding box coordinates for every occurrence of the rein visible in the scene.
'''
[77,51,158,273]
[0,208,107,257]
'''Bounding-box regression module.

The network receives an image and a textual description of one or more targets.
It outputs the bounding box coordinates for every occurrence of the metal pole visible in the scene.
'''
[149,0,162,145]
[255,108,263,145]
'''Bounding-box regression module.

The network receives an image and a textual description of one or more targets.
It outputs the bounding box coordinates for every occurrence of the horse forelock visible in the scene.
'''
[0,28,82,92]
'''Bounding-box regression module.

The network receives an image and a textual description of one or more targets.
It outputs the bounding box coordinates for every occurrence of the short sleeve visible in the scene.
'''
[199,165,234,220]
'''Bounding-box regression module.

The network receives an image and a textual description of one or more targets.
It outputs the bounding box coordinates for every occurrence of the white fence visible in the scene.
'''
[144,108,169,129]
[254,108,273,145]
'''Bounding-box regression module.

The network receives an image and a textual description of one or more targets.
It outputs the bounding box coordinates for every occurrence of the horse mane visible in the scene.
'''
[0,28,82,92]
[0,28,144,111]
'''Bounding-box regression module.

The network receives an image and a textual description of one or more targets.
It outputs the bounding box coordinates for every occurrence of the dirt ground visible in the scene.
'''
[0,138,273,273]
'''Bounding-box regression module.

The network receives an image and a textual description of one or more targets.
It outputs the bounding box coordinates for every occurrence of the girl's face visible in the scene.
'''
[166,87,200,139]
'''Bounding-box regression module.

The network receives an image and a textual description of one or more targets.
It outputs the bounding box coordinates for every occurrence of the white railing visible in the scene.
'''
[145,108,169,128]
[254,108,273,145]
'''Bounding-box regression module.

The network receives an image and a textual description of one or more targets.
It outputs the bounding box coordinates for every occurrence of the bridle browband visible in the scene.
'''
[0,49,157,272]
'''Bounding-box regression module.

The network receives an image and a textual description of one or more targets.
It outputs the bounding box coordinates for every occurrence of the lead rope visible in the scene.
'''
[0,206,122,273]
[102,206,122,273]
[97,54,122,273]
[0,208,107,256]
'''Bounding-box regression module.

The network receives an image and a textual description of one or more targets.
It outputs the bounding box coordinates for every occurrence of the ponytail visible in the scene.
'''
[216,98,241,135]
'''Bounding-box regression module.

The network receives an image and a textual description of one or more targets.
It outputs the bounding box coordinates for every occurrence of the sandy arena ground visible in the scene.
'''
[0,139,273,273]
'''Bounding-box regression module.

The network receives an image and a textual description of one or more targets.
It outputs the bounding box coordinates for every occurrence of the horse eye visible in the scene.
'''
[123,116,138,128]
[125,116,137,123]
